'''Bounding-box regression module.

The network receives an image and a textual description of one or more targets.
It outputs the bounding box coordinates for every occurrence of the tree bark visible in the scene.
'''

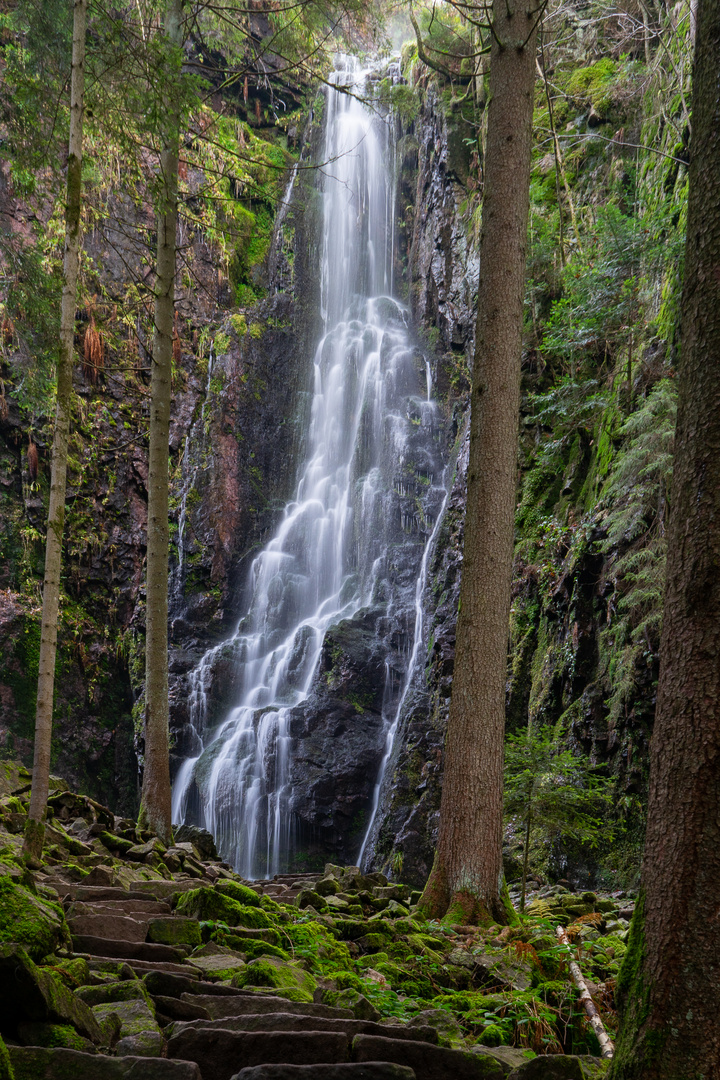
[23,0,87,865]
[609,2,720,1075]
[138,0,183,844]
[419,0,538,925]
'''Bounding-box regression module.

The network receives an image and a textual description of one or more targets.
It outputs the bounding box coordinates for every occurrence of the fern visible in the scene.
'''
[599,379,676,724]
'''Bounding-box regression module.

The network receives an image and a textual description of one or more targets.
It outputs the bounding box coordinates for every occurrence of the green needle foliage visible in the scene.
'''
[504,727,615,912]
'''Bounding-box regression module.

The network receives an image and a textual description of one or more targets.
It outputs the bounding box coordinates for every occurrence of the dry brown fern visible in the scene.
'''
[83,308,105,384]
[27,440,38,481]
[564,911,603,941]
[173,310,182,363]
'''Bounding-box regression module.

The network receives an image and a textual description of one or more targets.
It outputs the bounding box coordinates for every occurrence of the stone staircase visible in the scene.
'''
[4,878,519,1080]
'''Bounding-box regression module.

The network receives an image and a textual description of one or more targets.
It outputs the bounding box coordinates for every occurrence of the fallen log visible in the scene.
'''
[556,925,615,1059]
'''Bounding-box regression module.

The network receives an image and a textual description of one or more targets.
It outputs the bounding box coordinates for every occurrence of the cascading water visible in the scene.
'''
[172,56,447,878]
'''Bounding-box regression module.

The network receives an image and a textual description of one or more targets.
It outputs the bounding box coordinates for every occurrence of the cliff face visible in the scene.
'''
[0,90,324,813]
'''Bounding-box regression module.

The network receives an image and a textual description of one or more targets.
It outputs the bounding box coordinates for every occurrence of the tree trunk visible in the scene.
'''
[138,0,183,844]
[23,0,87,865]
[419,0,538,925]
[609,2,720,1075]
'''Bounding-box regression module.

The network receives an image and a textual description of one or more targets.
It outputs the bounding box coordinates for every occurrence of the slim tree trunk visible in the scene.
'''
[138,0,183,844]
[23,0,87,865]
[419,0,538,925]
[609,2,720,1075]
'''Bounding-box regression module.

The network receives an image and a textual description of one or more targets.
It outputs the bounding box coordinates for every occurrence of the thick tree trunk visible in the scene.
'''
[23,0,87,864]
[609,2,720,1076]
[138,0,183,844]
[419,0,538,924]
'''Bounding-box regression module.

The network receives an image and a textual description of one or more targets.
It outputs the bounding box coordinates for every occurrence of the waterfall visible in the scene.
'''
[172,56,446,878]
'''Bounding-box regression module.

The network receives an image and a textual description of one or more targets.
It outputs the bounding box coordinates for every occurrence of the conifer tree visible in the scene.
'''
[419,0,540,924]
[139,0,185,844]
[23,0,88,864]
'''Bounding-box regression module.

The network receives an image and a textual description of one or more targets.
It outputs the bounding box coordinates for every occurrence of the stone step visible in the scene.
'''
[166,1013,439,1045]
[167,1028,349,1080]
[69,914,150,943]
[9,1046,202,1080]
[145,971,242,998]
[75,952,203,979]
[231,1067,415,1080]
[154,994,212,1023]
[68,899,172,916]
[182,994,354,1020]
[60,887,158,903]
[351,1035,504,1080]
[127,879,206,899]
[71,935,185,964]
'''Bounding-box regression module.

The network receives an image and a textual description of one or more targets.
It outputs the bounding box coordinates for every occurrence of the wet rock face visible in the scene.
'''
[399,89,478,392]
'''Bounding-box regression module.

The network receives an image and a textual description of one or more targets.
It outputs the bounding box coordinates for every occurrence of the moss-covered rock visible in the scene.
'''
[0,879,69,960]
[76,980,152,1009]
[231,956,317,1002]
[214,880,260,906]
[0,1035,12,1080]
[146,916,201,947]
[0,945,102,1044]
[174,886,273,928]
[16,1024,96,1053]
[41,958,90,991]
[92,999,162,1057]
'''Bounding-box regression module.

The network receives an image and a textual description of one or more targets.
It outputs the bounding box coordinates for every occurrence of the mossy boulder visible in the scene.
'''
[296,889,328,913]
[0,1036,12,1080]
[0,878,69,960]
[478,1023,506,1047]
[77,980,152,1009]
[42,958,90,991]
[214,880,261,907]
[188,942,247,980]
[16,1023,95,1053]
[231,956,317,1002]
[322,988,381,1021]
[222,936,289,961]
[0,945,102,1044]
[333,918,366,941]
[281,920,353,971]
[175,887,272,928]
[147,916,202,947]
[92,999,162,1057]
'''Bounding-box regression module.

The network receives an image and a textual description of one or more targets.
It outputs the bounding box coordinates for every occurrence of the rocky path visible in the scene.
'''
[0,769,617,1080]
[2,874,513,1080]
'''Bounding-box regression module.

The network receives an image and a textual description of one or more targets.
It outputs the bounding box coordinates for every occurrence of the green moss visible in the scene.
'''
[41,957,90,990]
[610,892,668,1077]
[477,1022,507,1047]
[175,887,273,928]
[16,1023,94,1052]
[232,956,317,1002]
[222,936,289,961]
[0,878,69,960]
[0,1035,12,1080]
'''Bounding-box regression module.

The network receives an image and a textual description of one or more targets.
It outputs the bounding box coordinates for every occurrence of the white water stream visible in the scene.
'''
[172,57,446,878]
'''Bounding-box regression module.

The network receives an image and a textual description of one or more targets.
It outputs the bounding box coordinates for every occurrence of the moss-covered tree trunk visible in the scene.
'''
[610,2,720,1075]
[23,0,87,864]
[138,0,184,844]
[419,0,538,925]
